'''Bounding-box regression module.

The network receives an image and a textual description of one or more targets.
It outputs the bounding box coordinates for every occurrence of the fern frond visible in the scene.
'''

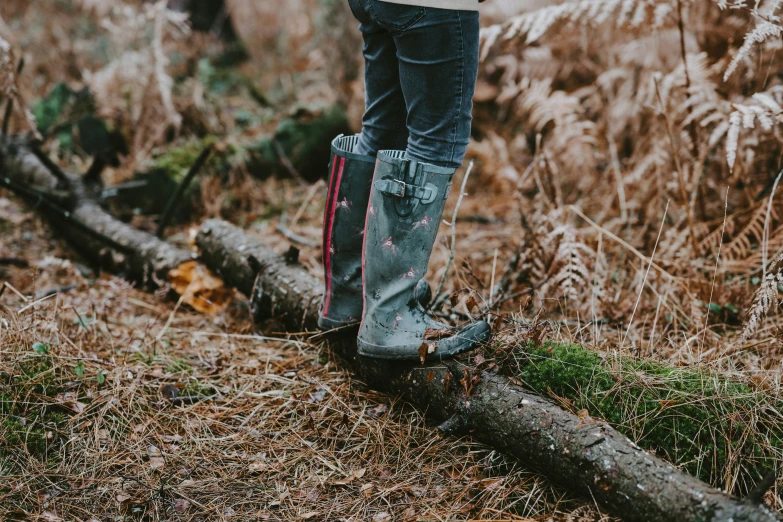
[724,22,783,81]
[480,0,672,59]
[742,252,783,339]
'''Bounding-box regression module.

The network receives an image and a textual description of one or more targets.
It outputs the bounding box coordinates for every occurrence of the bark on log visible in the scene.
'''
[0,136,194,286]
[197,218,780,522]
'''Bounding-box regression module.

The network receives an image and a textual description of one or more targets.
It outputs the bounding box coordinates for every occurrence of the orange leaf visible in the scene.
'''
[168,261,232,315]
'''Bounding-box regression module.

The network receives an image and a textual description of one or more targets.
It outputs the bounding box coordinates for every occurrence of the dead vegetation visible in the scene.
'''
[5,0,783,519]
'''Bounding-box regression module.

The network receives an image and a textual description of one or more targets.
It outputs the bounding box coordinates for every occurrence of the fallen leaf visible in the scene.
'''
[418,342,429,364]
[444,371,453,394]
[577,409,590,420]
[372,512,392,522]
[360,483,374,497]
[148,445,165,469]
[161,383,182,401]
[168,260,232,315]
[427,371,435,383]
[460,368,480,397]
[424,328,451,340]
[465,296,478,312]
[307,387,327,403]
[474,353,485,366]
[352,467,367,480]
[41,512,63,522]
[369,403,388,417]
[173,498,190,514]
[5,510,28,521]
[300,512,319,519]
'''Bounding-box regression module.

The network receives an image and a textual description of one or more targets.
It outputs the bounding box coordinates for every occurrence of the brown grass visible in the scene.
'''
[0,195,607,521]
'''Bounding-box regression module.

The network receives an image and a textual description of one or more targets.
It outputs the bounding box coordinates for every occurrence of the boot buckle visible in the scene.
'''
[390,179,406,198]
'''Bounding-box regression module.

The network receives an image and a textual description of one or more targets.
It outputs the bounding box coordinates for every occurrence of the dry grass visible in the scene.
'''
[6,0,783,517]
[0,199,606,521]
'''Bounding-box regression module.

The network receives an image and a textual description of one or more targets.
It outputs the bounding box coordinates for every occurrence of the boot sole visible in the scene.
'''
[317,315,360,330]
[357,322,491,361]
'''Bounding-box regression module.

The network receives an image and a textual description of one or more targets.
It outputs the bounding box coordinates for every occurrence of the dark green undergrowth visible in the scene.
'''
[499,341,783,494]
[1,350,69,463]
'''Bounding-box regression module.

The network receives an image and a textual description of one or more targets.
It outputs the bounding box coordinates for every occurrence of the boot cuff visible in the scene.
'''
[331,134,375,163]
[377,150,456,176]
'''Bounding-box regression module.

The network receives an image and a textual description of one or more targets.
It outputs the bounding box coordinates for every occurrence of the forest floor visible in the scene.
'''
[7,0,783,519]
[0,188,607,521]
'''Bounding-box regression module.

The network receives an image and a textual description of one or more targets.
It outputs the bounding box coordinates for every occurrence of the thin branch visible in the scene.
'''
[155,145,212,238]
[653,76,700,256]
[622,200,669,349]
[29,145,71,185]
[0,175,134,254]
[433,161,474,307]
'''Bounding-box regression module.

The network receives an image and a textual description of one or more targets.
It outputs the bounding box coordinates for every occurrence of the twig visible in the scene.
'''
[675,0,699,154]
[0,257,29,267]
[2,281,29,302]
[272,138,305,185]
[1,99,12,136]
[156,294,185,343]
[156,145,212,238]
[0,175,134,254]
[653,76,700,256]
[607,134,628,225]
[568,205,678,281]
[18,291,57,314]
[622,200,669,349]
[433,161,474,306]
[701,189,729,353]
[762,168,783,279]
[488,248,499,323]
[277,210,319,248]
[29,145,71,185]
[289,179,325,231]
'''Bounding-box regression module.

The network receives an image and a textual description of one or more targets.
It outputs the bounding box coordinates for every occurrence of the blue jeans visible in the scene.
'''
[347,0,480,169]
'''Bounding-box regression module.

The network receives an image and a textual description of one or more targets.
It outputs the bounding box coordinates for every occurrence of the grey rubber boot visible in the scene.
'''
[319,135,375,329]
[358,151,491,360]
[319,136,431,330]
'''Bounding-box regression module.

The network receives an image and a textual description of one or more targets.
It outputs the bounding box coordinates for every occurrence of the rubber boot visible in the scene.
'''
[319,136,432,330]
[358,151,491,360]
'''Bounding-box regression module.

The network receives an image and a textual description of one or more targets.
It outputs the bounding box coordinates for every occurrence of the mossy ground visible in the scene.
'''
[501,341,781,493]
[1,351,68,462]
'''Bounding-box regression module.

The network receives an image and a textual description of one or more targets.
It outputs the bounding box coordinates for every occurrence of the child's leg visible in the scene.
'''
[354,5,489,360]
[349,2,409,156]
[392,8,480,168]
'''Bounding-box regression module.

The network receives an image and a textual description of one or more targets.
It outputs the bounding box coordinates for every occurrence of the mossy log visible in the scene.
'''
[196,218,780,522]
[508,342,783,493]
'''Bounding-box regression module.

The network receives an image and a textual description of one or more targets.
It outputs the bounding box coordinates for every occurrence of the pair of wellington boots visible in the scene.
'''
[319,134,490,361]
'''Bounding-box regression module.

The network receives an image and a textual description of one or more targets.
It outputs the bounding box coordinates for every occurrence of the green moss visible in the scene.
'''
[1,408,67,459]
[152,136,221,182]
[1,358,67,461]
[506,342,781,492]
[181,379,215,398]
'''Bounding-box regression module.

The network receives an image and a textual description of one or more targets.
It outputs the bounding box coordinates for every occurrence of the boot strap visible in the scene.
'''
[375,179,438,204]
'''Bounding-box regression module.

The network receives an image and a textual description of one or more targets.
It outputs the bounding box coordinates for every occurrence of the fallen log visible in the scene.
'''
[196,218,780,522]
[0,137,229,313]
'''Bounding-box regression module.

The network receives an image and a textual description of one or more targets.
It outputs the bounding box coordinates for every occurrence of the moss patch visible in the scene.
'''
[504,342,782,493]
[1,353,68,461]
